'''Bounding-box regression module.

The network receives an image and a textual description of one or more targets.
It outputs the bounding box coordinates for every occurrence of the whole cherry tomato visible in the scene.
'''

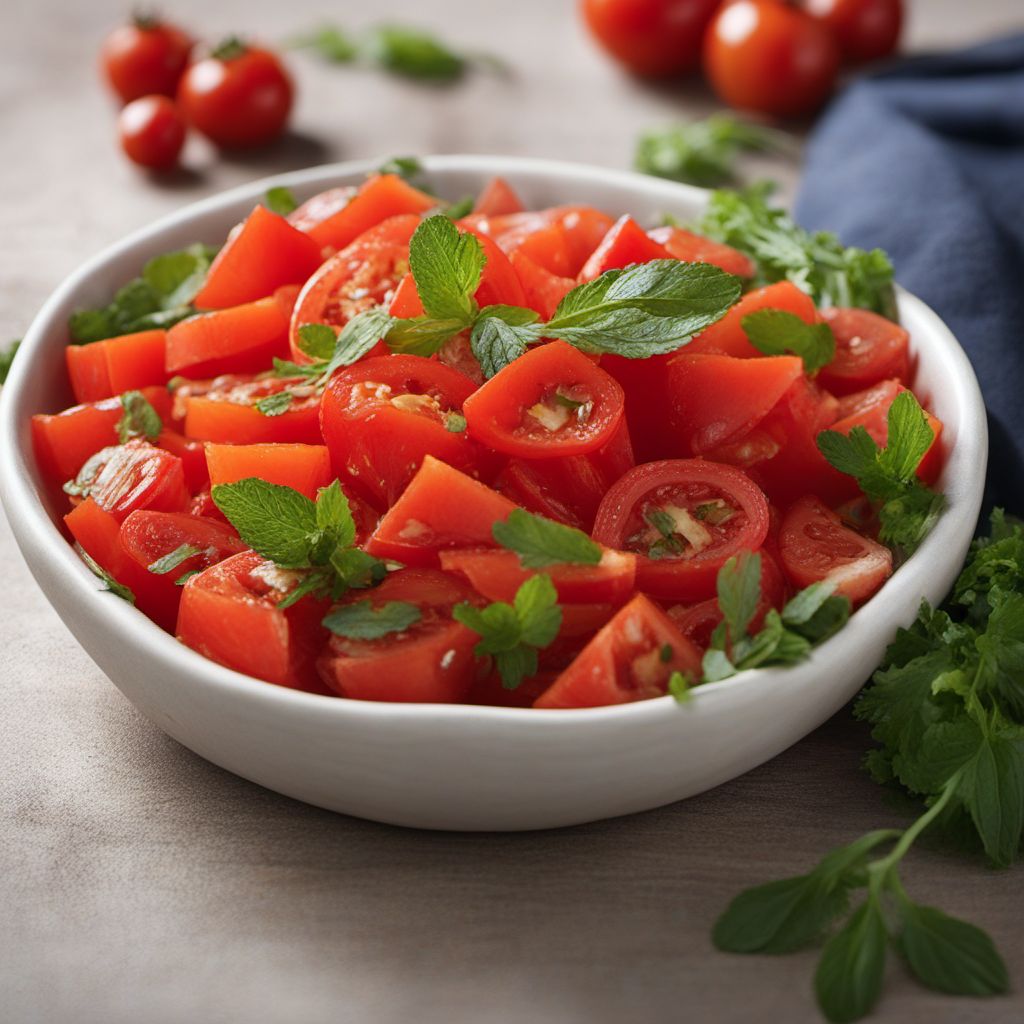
[804,0,902,63]
[100,15,194,104]
[117,95,186,170]
[581,0,723,77]
[177,40,293,148]
[703,0,840,118]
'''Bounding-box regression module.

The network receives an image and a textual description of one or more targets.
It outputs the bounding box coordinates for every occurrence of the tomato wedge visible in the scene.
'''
[66,328,168,404]
[76,439,190,522]
[177,550,329,691]
[288,214,419,362]
[533,594,703,708]
[366,456,519,566]
[592,459,770,602]
[287,185,356,234]
[647,226,755,278]
[320,354,483,508]
[463,340,625,459]
[577,215,673,282]
[193,205,323,310]
[817,307,910,396]
[157,428,209,493]
[472,176,524,217]
[779,496,893,605]
[317,568,483,703]
[205,442,333,500]
[509,250,576,320]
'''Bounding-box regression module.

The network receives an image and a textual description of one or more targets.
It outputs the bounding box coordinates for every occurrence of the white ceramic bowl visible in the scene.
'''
[0,156,987,831]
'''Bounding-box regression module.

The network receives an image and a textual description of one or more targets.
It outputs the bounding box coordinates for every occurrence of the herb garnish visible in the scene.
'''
[492,508,603,569]
[0,339,20,385]
[323,600,421,639]
[116,390,163,443]
[78,548,135,603]
[264,186,299,216]
[742,309,835,373]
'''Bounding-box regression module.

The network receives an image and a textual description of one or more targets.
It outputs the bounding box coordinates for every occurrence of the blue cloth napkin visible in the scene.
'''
[795,34,1024,510]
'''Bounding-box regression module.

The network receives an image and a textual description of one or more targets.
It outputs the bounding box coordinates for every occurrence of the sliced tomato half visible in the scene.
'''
[817,307,910,396]
[577,215,673,282]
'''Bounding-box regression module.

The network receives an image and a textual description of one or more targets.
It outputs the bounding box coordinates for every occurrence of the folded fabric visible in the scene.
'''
[796,34,1024,510]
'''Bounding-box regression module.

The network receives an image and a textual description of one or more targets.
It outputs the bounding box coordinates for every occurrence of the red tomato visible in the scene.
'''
[647,226,755,277]
[66,329,168,404]
[77,440,190,523]
[321,355,483,508]
[117,95,186,170]
[804,0,902,63]
[157,428,210,493]
[440,547,637,606]
[592,459,770,601]
[581,0,723,77]
[463,341,625,459]
[703,0,840,118]
[816,307,910,396]
[688,281,817,358]
[366,456,519,566]
[177,550,329,691]
[193,206,322,310]
[667,353,804,454]
[534,594,703,708]
[180,374,323,445]
[472,177,525,217]
[317,569,483,703]
[577,215,673,282]
[205,443,333,501]
[510,251,576,320]
[166,289,294,377]
[287,186,356,235]
[177,42,292,148]
[778,495,892,604]
[289,214,419,362]
[101,17,193,103]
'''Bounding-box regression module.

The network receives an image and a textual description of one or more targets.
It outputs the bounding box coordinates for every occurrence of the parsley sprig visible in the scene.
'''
[211,478,386,608]
[818,390,944,555]
[714,510,1024,1021]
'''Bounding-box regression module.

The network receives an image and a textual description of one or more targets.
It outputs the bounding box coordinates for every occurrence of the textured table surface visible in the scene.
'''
[3,2,1023,1022]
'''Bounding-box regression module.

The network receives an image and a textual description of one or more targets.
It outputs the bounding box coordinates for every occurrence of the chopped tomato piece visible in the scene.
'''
[495,452,610,531]
[439,546,636,606]
[592,459,770,602]
[647,226,755,277]
[817,307,910,396]
[472,176,524,217]
[157,428,209,493]
[366,456,519,566]
[534,594,703,708]
[66,329,169,403]
[193,205,323,310]
[317,568,483,703]
[779,495,892,605]
[79,440,189,522]
[166,289,294,377]
[577,215,673,282]
[667,353,804,455]
[687,281,817,358]
[205,442,333,500]
[463,340,625,459]
[510,250,576,320]
[321,354,483,508]
[287,185,356,234]
[302,174,437,254]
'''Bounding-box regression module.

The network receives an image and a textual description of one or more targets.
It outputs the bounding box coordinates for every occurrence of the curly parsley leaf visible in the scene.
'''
[116,390,163,443]
[742,309,835,373]
[453,574,561,689]
[492,508,603,569]
[0,339,20,385]
[323,600,421,640]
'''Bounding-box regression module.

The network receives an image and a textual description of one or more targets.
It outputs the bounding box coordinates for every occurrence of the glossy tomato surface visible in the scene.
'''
[805,0,902,63]
[117,95,186,170]
[817,307,910,395]
[101,17,193,103]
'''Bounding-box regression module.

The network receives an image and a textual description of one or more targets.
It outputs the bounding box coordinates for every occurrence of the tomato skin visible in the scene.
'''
[321,355,482,509]
[804,0,902,63]
[177,45,293,148]
[534,594,703,708]
[510,251,576,320]
[157,428,210,493]
[816,307,910,396]
[439,547,637,606]
[463,341,626,459]
[117,95,186,170]
[66,329,168,403]
[577,215,673,282]
[581,0,723,77]
[86,440,190,523]
[317,569,483,703]
[366,456,519,566]
[289,214,420,362]
[495,450,612,531]
[779,495,892,604]
[703,0,840,118]
[592,458,770,602]
[101,19,193,103]
[472,177,525,217]
[667,353,804,455]
[647,226,755,278]
[205,443,333,501]
[193,206,323,310]
[177,550,329,691]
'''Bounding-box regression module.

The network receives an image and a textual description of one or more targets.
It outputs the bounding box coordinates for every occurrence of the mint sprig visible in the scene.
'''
[742,309,835,373]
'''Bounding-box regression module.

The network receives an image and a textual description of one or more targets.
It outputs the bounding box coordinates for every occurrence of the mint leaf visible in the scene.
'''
[814,899,888,1024]
[322,307,394,375]
[716,551,762,642]
[741,309,835,373]
[148,544,202,575]
[878,390,937,482]
[377,155,424,181]
[265,186,299,215]
[323,600,421,639]
[365,25,466,80]
[954,733,1024,868]
[297,323,338,360]
[212,479,319,568]
[408,214,485,323]
[78,549,135,604]
[492,508,602,569]
[255,391,294,417]
[0,339,21,385]
[117,390,162,442]
[469,305,541,377]
[513,574,563,649]
[291,25,359,62]
[315,480,357,548]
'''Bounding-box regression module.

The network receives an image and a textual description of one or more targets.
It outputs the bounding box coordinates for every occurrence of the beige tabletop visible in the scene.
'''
[2,2,1023,1022]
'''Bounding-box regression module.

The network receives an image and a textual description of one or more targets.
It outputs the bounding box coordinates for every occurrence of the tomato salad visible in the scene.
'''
[34,168,945,708]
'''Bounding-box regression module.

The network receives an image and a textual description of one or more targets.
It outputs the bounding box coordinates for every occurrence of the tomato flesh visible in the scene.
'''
[472,176,525,217]
[578,215,672,282]
[66,329,169,404]
[817,307,910,396]
[205,442,333,501]
[79,440,190,523]
[647,226,755,278]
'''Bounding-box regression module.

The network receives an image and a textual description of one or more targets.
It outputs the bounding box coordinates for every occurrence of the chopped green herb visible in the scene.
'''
[175,570,201,586]
[445,195,475,219]
[742,309,835,373]
[364,24,466,80]
[322,600,421,639]
[148,544,202,575]
[0,339,20,385]
[694,501,733,525]
[443,411,467,433]
[255,391,295,417]
[290,25,359,63]
[264,186,299,216]
[78,548,135,603]
[377,156,424,181]
[117,390,163,443]
[492,508,603,569]
[659,643,674,663]
[667,671,693,705]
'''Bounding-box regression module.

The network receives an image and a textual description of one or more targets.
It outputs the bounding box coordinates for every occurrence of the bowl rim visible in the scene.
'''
[0,154,988,727]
